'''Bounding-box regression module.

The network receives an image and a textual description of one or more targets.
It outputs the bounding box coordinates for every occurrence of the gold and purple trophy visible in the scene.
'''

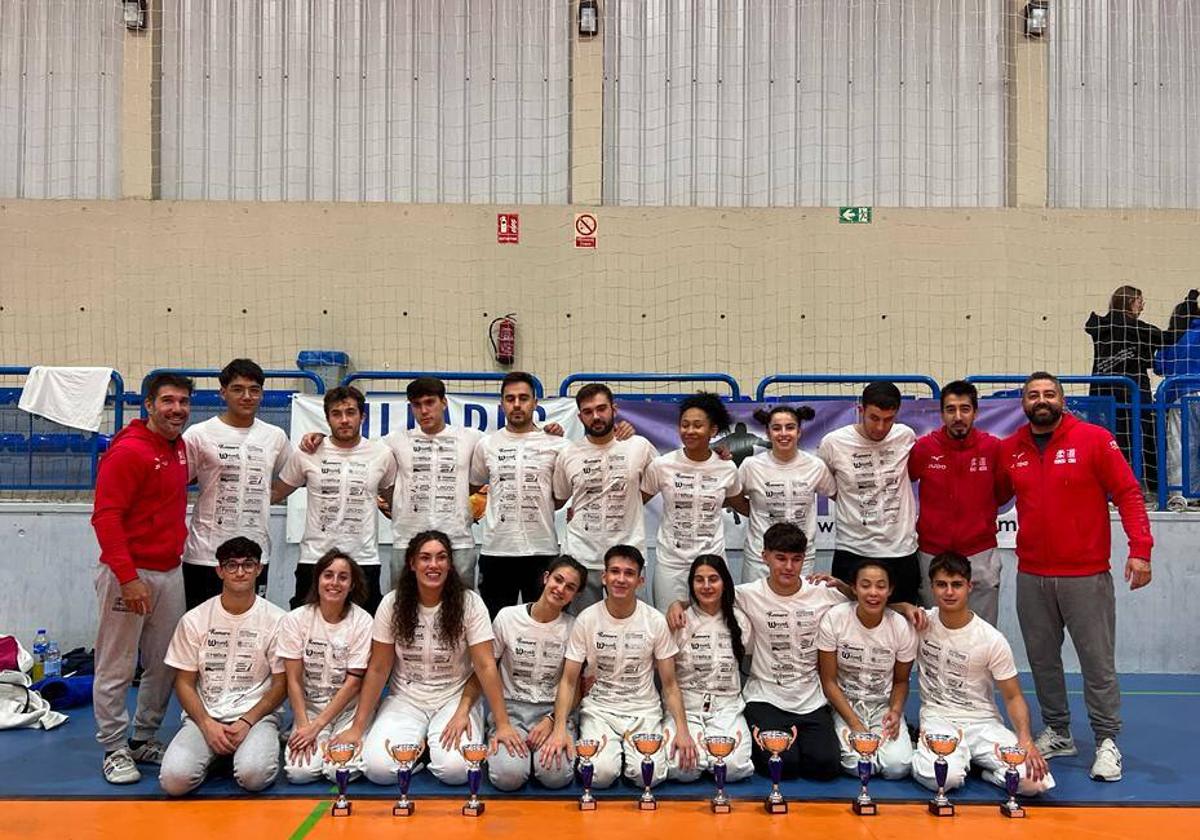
[385,739,423,817]
[460,742,490,817]
[752,725,797,814]
[575,735,607,811]
[923,729,963,817]
[996,744,1028,818]
[625,729,669,810]
[322,740,362,817]
[701,733,741,814]
[846,731,882,816]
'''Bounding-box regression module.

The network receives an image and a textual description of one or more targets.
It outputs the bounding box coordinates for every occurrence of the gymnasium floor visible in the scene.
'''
[2,674,1197,839]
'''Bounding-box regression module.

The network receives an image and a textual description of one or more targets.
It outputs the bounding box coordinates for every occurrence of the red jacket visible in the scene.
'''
[997,414,1152,577]
[908,427,1002,557]
[91,419,189,584]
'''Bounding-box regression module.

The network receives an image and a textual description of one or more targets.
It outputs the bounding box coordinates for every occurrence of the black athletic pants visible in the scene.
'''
[744,701,841,781]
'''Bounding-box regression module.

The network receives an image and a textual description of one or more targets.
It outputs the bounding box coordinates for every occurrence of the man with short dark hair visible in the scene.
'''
[997,372,1152,782]
[818,382,920,604]
[908,380,1004,624]
[92,372,193,784]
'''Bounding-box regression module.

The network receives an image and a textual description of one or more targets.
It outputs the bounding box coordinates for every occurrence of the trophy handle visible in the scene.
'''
[955,727,964,747]
[733,730,743,751]
[352,741,363,761]
[842,727,853,750]
[751,725,763,750]
[788,725,799,748]
[994,742,1001,761]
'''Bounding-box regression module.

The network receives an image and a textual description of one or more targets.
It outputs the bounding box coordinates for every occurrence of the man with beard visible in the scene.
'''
[996,372,1152,783]
[908,380,1004,625]
[552,384,657,612]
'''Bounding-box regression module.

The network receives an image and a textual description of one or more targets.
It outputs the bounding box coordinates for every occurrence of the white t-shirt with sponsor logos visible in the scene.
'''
[739,449,837,568]
[383,425,481,552]
[565,599,678,718]
[553,435,657,568]
[673,605,753,711]
[815,601,917,706]
[372,588,493,710]
[917,607,1017,724]
[183,417,292,566]
[817,423,918,556]
[164,595,286,722]
[491,604,574,705]
[277,437,397,565]
[640,449,742,570]
[276,603,373,714]
[737,577,849,715]
[470,427,567,556]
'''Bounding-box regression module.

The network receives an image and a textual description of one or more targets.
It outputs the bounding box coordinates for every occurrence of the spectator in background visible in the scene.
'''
[1154,289,1200,511]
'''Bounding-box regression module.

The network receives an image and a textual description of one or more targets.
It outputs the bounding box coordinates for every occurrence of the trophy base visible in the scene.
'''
[764,800,788,815]
[928,801,955,817]
[711,801,731,814]
[392,803,414,817]
[853,801,877,816]
[638,799,658,811]
[579,800,597,812]
[1000,804,1026,819]
[462,802,485,817]
[331,803,351,818]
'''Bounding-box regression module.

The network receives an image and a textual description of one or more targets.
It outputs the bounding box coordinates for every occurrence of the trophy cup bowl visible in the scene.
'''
[702,734,741,814]
[996,744,1028,819]
[752,726,797,815]
[625,731,667,811]
[923,730,962,817]
[575,735,607,811]
[323,740,361,817]
[385,739,423,817]
[460,742,490,817]
[846,731,882,816]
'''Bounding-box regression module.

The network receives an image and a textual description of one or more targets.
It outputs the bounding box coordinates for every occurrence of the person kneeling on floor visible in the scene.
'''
[159,537,287,795]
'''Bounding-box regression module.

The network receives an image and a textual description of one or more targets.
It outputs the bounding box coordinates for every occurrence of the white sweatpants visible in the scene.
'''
[831,700,913,780]
[578,704,670,789]
[283,705,363,785]
[912,714,1056,796]
[651,564,690,612]
[666,696,754,783]
[486,700,576,791]
[362,692,483,786]
[159,715,281,796]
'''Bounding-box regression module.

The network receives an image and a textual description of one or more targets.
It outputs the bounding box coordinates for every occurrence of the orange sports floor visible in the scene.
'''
[2,799,1194,839]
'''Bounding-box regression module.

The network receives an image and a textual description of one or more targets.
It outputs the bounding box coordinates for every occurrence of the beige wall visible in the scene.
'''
[2,200,1198,395]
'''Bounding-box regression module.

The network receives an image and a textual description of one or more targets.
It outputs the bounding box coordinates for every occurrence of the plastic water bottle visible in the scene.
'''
[43,641,62,680]
[31,629,48,682]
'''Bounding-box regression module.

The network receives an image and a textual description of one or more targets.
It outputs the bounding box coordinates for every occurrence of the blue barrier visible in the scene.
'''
[342,371,545,399]
[755,374,941,402]
[558,373,743,402]
[1154,375,1200,509]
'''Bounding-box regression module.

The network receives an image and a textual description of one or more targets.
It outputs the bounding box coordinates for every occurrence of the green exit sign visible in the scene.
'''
[838,206,872,224]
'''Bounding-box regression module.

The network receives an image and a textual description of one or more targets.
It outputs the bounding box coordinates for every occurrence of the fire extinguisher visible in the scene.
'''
[489,313,517,365]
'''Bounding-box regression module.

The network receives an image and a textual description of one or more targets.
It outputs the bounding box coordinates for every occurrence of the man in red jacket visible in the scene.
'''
[92,372,193,784]
[909,380,1004,625]
[997,372,1152,784]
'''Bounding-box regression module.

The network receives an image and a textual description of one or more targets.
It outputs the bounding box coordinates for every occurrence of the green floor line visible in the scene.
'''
[287,788,335,840]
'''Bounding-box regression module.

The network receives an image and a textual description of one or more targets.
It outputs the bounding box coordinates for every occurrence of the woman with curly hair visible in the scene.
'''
[332,530,524,785]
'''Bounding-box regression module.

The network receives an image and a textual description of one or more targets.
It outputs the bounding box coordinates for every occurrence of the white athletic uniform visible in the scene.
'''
[913,608,1055,795]
[183,417,291,565]
[470,428,567,556]
[159,596,287,795]
[816,602,917,779]
[277,438,397,566]
[565,600,678,789]
[666,605,754,782]
[641,449,741,608]
[487,604,576,790]
[361,589,493,785]
[738,450,837,580]
[277,603,374,784]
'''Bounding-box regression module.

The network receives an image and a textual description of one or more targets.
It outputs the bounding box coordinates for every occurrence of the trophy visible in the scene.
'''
[460,742,490,817]
[575,735,607,811]
[385,739,423,817]
[701,733,742,814]
[322,740,362,817]
[923,729,963,817]
[752,725,797,814]
[996,745,1028,818]
[846,731,882,816]
[625,730,669,810]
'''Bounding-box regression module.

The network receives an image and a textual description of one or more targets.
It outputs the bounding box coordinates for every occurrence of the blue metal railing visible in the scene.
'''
[1154,375,1200,508]
[755,374,941,402]
[341,371,545,399]
[558,372,743,402]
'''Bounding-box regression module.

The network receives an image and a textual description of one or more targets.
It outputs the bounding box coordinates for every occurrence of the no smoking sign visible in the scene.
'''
[574,213,597,249]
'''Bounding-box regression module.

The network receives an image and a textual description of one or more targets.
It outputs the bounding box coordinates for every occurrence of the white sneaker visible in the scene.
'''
[129,739,167,765]
[1034,726,1078,759]
[1090,738,1123,782]
[1167,495,1188,512]
[103,747,141,784]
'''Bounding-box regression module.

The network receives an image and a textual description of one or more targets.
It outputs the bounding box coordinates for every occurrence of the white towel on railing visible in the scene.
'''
[17,366,114,432]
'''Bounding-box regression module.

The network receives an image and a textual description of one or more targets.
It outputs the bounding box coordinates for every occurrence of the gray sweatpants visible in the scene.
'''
[486,699,576,791]
[159,715,281,795]
[1016,571,1121,743]
[918,548,1001,627]
[92,564,186,750]
[567,573,604,616]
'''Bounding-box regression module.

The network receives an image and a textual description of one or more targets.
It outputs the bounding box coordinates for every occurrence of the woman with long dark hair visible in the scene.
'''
[666,554,754,783]
[333,531,524,786]
[641,393,742,608]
